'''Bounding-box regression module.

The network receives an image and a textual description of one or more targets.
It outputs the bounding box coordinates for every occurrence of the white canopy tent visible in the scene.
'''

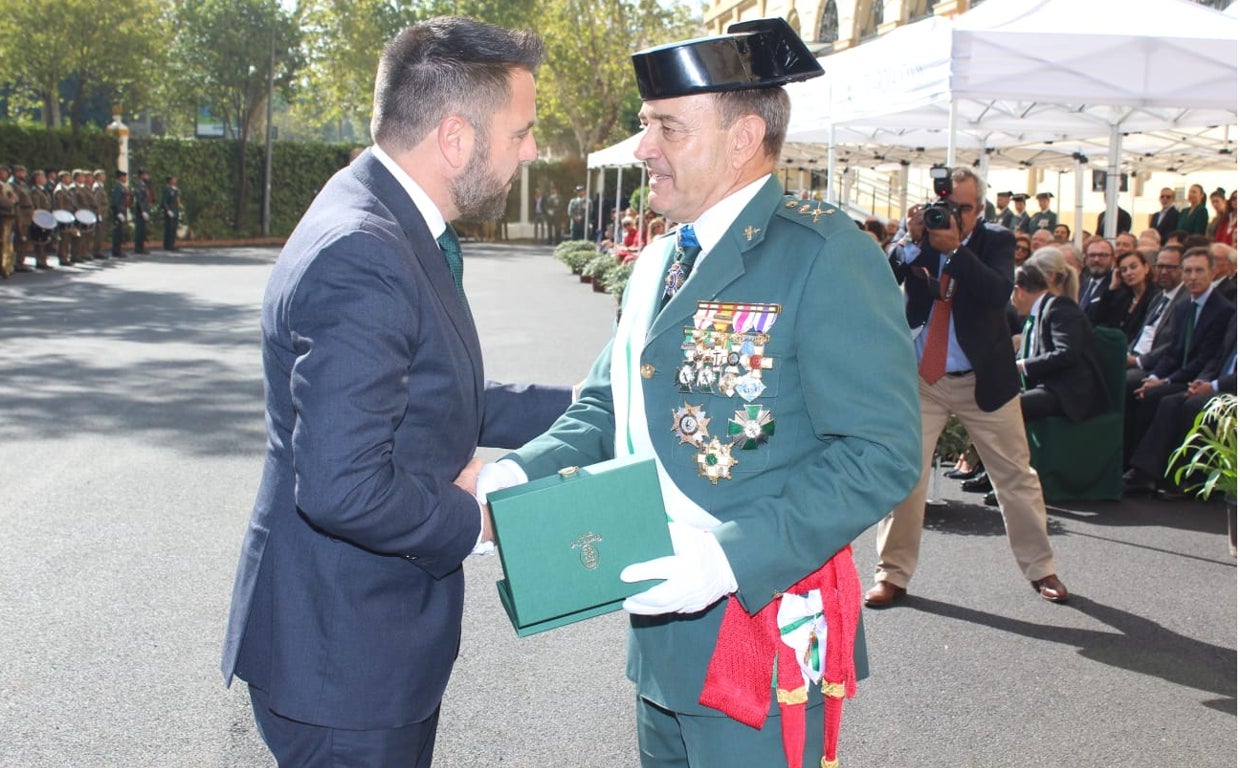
[788,0,1238,238]
[585,132,646,242]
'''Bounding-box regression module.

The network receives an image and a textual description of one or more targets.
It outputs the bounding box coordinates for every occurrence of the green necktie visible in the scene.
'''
[436,225,470,314]
[1182,301,1199,366]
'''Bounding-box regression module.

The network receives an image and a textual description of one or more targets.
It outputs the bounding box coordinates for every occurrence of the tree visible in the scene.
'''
[170,0,303,229]
[0,0,168,129]
[535,0,701,158]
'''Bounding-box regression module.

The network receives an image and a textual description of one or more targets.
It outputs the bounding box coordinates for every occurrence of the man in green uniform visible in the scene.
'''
[52,171,77,266]
[92,170,109,258]
[28,170,53,269]
[160,175,180,251]
[110,170,130,258]
[1028,191,1057,234]
[131,168,152,254]
[72,169,95,262]
[479,20,920,768]
[11,165,35,272]
[0,165,16,278]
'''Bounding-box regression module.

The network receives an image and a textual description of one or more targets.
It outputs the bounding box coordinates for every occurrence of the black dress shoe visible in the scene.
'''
[983,490,999,506]
[945,464,984,480]
[1122,468,1156,495]
[961,472,992,493]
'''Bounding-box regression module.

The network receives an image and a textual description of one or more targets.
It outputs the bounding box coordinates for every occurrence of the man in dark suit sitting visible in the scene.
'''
[220,18,571,766]
[1126,321,1236,494]
[868,167,1069,608]
[1127,246,1236,462]
[1012,263,1108,422]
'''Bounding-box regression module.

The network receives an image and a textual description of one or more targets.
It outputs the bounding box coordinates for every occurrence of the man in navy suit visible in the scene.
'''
[1127,247,1235,461]
[221,18,569,766]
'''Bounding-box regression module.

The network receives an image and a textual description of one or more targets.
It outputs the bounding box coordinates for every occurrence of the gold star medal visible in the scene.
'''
[671,403,711,446]
[696,437,738,484]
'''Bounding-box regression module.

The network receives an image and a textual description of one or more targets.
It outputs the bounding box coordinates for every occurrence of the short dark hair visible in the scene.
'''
[370,16,543,151]
[1184,245,1214,270]
[1015,264,1049,293]
[713,86,791,159]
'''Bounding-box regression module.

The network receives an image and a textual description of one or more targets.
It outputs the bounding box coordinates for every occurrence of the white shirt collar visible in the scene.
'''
[677,175,771,256]
[1029,291,1052,324]
[1193,284,1215,307]
[370,144,448,240]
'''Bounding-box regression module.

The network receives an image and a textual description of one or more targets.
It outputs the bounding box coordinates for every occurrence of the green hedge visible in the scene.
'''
[130,137,358,240]
[0,124,118,176]
[3,124,592,239]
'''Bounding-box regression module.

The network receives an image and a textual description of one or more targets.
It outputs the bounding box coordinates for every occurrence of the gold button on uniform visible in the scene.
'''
[640,363,656,379]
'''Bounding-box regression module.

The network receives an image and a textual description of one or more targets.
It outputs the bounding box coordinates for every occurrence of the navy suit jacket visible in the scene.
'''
[221,149,568,729]
[1151,288,1235,383]
[894,221,1020,412]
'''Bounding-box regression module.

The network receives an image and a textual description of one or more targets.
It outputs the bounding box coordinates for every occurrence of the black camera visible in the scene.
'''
[922,165,961,231]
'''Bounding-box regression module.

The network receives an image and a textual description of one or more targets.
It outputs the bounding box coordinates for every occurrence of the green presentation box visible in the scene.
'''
[488,456,673,637]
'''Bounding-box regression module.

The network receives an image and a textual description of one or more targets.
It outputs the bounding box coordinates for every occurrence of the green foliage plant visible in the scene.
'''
[1168,393,1237,502]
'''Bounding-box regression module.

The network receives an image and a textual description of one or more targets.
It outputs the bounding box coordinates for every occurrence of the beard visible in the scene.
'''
[450,136,512,223]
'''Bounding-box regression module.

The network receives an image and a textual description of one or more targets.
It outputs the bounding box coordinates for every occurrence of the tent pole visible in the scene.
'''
[1105,124,1121,240]
[595,168,605,241]
[826,124,837,204]
[946,99,958,167]
[614,166,623,243]
[898,160,910,225]
[1073,158,1085,249]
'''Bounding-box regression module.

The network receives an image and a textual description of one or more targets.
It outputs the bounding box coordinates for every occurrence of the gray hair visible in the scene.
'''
[1027,246,1080,300]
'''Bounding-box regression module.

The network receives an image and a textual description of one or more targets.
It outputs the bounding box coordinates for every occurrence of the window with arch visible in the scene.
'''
[817,0,839,44]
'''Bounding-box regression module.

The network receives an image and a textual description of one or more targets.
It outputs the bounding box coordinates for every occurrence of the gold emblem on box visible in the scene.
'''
[571,531,604,569]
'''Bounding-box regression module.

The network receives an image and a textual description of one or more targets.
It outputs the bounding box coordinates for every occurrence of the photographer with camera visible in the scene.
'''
[868,166,1069,609]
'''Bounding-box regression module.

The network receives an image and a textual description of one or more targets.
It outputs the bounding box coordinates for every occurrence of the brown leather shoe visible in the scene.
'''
[863,581,906,608]
[1032,575,1069,603]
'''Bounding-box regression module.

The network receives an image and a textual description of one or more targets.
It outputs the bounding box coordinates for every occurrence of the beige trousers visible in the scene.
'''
[874,372,1057,588]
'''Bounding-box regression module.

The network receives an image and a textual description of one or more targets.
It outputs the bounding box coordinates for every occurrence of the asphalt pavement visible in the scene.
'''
[0,244,1234,768]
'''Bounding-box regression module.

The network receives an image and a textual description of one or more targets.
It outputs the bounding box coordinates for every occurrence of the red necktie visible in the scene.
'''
[919,272,952,385]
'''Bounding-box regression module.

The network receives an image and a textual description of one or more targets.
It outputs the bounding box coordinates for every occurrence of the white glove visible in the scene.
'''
[471,460,528,556]
[620,521,737,615]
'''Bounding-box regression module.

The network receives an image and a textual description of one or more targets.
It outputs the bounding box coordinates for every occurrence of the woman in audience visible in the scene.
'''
[1212,190,1236,248]
[1093,250,1154,344]
[1027,245,1080,302]
[1177,184,1209,235]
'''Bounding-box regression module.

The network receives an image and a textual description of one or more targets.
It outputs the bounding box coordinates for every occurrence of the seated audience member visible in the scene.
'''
[1031,228,1054,251]
[1210,242,1236,303]
[1014,232,1032,266]
[1012,262,1108,422]
[1094,250,1154,345]
[1027,246,1080,300]
[1127,245,1188,378]
[1125,320,1236,495]
[1059,241,1084,276]
[1137,228,1163,250]
[1183,234,1211,251]
[863,216,886,245]
[1114,231,1138,258]
[1127,246,1236,459]
[1078,237,1115,322]
[1053,223,1071,243]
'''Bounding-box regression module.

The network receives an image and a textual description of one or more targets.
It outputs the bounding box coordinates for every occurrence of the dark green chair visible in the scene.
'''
[1025,325,1128,502]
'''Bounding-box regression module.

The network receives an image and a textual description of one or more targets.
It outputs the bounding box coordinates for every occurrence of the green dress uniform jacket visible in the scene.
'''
[506,176,922,717]
[1028,209,1057,232]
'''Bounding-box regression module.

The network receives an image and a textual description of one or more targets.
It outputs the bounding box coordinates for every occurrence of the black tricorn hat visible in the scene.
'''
[631,18,823,101]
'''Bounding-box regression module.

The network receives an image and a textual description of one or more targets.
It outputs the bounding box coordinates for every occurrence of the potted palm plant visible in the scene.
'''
[1167,393,1237,556]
